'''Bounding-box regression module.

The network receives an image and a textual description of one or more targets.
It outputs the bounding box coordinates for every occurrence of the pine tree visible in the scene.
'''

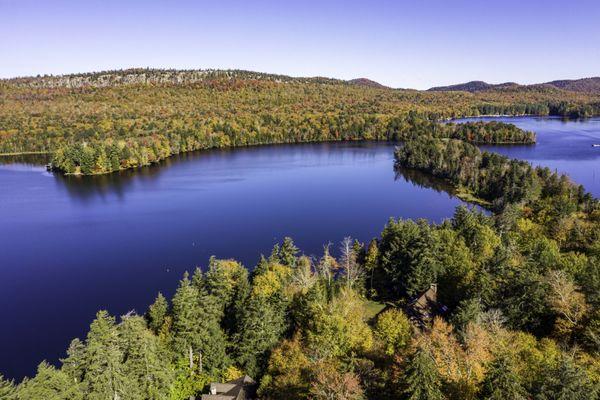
[60,338,86,383]
[404,347,445,400]
[364,239,379,293]
[16,361,83,400]
[82,311,129,400]
[171,271,229,377]
[204,258,250,334]
[119,315,174,400]
[405,222,441,298]
[252,255,270,278]
[280,237,299,267]
[235,295,287,377]
[147,292,169,334]
[450,298,483,336]
[171,272,203,366]
[480,354,527,400]
[194,268,230,374]
[268,244,281,264]
[0,374,16,400]
[535,356,596,400]
[191,267,205,294]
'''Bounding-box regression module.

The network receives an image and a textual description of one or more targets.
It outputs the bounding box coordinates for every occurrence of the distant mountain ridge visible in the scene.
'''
[428,77,600,94]
[4,68,598,94]
[545,77,600,93]
[3,68,389,90]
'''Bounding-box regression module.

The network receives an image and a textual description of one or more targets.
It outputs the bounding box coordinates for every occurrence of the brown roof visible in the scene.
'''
[407,284,438,327]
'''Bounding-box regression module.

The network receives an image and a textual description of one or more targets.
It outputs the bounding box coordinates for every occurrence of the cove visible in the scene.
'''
[2,115,599,380]
[0,141,466,380]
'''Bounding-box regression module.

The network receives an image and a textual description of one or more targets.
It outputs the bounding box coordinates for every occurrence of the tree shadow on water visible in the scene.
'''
[394,165,457,197]
[53,162,166,203]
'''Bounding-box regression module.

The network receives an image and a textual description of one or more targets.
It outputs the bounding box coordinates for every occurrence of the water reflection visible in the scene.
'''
[52,142,385,202]
[0,153,50,166]
[394,165,456,196]
[53,163,164,202]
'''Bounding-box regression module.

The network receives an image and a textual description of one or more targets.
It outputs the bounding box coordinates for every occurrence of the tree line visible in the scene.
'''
[395,136,599,250]
[49,117,535,175]
[1,69,598,174]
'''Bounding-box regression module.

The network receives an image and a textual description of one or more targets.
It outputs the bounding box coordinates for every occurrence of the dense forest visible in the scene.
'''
[0,69,596,174]
[395,136,599,247]
[1,69,600,399]
[2,144,599,399]
[2,213,599,399]
[48,119,534,175]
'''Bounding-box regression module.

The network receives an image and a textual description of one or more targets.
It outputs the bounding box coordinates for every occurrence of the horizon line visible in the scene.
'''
[3,66,599,91]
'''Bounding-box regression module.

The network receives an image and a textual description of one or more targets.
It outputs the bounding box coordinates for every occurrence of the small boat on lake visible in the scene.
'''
[593,144,600,147]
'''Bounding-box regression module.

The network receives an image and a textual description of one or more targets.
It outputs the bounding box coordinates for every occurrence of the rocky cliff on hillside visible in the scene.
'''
[4,69,348,89]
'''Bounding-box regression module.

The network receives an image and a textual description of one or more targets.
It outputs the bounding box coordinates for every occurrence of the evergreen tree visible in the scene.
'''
[280,237,299,267]
[252,255,271,278]
[171,271,204,367]
[268,244,281,264]
[235,295,287,377]
[147,292,169,334]
[480,354,527,400]
[15,362,82,400]
[0,374,16,400]
[60,338,86,383]
[450,298,483,336]
[375,219,442,299]
[404,222,442,298]
[171,271,229,377]
[535,356,596,400]
[82,310,129,400]
[204,258,250,333]
[119,315,174,400]
[364,239,379,293]
[191,267,206,295]
[404,347,445,400]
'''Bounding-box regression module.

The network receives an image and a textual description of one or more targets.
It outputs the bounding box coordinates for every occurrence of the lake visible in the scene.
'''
[1,116,599,380]
[0,142,466,380]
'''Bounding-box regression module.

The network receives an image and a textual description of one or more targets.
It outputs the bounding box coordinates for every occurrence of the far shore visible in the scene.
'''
[0,151,50,156]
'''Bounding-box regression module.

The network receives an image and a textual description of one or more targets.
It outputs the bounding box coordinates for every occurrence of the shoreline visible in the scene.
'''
[0,151,51,156]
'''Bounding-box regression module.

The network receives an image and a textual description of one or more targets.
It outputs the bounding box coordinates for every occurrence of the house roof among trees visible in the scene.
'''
[201,376,256,400]
[406,284,441,327]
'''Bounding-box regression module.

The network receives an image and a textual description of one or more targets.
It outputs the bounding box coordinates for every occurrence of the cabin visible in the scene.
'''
[405,283,446,328]
[201,375,256,400]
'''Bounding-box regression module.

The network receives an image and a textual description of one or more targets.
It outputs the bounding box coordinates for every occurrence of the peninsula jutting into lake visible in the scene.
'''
[2,1,600,399]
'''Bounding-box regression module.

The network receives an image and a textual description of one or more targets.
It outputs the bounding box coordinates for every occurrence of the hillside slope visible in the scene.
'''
[1,68,600,175]
[429,77,600,94]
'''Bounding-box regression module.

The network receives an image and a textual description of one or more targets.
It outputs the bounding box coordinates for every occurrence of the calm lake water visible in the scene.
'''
[0,142,466,380]
[1,116,599,380]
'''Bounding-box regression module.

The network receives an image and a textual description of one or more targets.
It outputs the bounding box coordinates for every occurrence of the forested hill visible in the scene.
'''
[1,68,600,175]
[546,77,600,93]
[3,68,367,89]
[347,78,389,89]
[429,77,600,94]
[428,80,519,92]
[5,68,599,93]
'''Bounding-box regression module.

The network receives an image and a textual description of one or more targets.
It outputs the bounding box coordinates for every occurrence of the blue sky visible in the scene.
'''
[1,0,599,89]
